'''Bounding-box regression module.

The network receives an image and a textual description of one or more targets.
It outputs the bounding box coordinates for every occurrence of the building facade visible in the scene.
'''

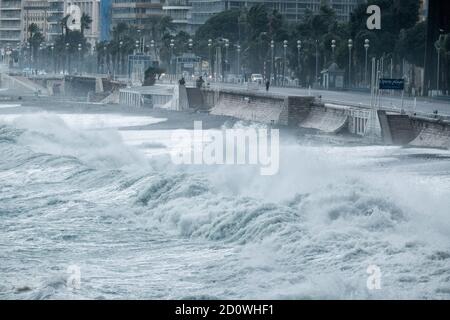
[47,0,65,42]
[111,0,164,29]
[223,0,364,23]
[0,0,23,48]
[72,0,101,46]
[23,0,50,42]
[188,0,224,31]
[162,0,192,33]
[184,0,364,34]
[100,0,112,40]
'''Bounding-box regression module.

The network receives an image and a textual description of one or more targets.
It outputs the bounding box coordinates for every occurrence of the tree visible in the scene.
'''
[80,13,93,36]
[27,23,39,40]
[143,66,165,86]
[396,21,426,67]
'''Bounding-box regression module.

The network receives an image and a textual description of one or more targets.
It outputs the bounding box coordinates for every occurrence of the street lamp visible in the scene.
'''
[65,43,70,74]
[236,43,241,79]
[315,40,319,87]
[135,40,139,54]
[137,29,141,52]
[150,39,155,58]
[331,39,336,62]
[50,43,54,74]
[297,40,302,85]
[270,40,275,84]
[169,39,174,75]
[435,34,443,93]
[39,43,43,70]
[364,39,370,86]
[119,40,123,76]
[348,39,353,88]
[224,39,229,80]
[283,40,288,86]
[78,43,82,74]
[208,39,212,76]
[103,45,107,75]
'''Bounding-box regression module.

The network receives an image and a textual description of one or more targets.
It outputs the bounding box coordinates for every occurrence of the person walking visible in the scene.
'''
[196,76,205,88]
[265,80,270,92]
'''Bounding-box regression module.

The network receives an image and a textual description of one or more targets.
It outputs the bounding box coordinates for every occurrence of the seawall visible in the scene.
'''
[196,86,450,149]
[201,87,314,126]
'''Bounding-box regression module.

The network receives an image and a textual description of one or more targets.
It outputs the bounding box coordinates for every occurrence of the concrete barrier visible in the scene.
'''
[186,87,204,109]
[409,119,450,149]
[208,89,288,125]
[300,105,349,133]
[377,110,417,145]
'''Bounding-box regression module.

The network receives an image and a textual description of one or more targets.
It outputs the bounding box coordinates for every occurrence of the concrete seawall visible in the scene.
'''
[378,110,450,149]
[201,87,314,126]
[196,86,450,149]
[300,104,349,133]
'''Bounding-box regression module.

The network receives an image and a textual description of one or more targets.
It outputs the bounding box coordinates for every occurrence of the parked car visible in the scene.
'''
[250,73,264,84]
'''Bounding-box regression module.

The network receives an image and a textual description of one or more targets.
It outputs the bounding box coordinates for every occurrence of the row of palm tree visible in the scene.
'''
[95,16,176,75]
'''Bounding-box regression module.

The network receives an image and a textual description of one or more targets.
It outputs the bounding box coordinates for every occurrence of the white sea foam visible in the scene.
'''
[0,112,449,299]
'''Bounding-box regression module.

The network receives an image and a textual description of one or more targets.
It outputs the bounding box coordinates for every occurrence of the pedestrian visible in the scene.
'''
[196,76,204,88]
[265,80,270,92]
[179,77,185,86]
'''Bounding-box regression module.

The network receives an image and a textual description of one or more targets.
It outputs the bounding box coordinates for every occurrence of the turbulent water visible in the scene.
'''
[1,108,450,299]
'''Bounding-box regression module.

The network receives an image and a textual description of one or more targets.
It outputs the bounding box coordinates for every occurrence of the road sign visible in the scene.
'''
[379,78,404,90]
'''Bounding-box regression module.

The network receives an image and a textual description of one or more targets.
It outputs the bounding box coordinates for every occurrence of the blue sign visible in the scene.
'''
[379,78,404,90]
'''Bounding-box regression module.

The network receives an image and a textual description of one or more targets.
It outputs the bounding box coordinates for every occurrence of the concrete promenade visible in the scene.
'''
[209,82,450,117]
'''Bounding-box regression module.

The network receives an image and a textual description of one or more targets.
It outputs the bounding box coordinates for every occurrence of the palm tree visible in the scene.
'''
[80,13,93,36]
[27,23,39,40]
[61,15,69,36]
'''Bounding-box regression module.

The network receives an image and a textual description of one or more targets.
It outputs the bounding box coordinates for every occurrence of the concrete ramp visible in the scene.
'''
[409,122,450,149]
[100,90,120,104]
[300,106,348,133]
[186,87,204,109]
[377,110,416,145]
[209,91,287,125]
[0,74,49,95]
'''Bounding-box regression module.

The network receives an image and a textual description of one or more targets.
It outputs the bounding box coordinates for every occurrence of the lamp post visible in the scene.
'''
[50,43,54,74]
[39,43,43,70]
[435,35,443,93]
[26,42,30,69]
[223,39,229,80]
[236,43,241,79]
[331,39,336,62]
[65,43,70,75]
[119,41,123,76]
[208,39,212,76]
[297,40,301,86]
[150,39,155,58]
[137,29,141,52]
[364,39,370,87]
[270,40,274,84]
[348,39,353,88]
[283,40,288,86]
[78,43,82,74]
[135,40,139,54]
[169,39,174,76]
[315,40,319,87]
[103,45,107,75]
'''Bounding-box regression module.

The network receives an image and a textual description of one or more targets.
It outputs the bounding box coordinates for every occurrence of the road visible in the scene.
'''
[211,82,450,117]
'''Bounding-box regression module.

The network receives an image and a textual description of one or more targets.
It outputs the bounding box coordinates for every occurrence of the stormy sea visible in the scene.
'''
[1,102,450,299]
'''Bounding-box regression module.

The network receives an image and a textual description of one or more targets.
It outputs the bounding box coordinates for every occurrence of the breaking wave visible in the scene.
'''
[1,113,450,299]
